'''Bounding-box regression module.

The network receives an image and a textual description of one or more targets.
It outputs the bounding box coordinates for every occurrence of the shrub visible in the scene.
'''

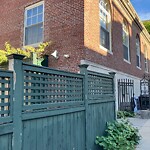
[117,111,135,119]
[0,42,50,65]
[95,120,140,150]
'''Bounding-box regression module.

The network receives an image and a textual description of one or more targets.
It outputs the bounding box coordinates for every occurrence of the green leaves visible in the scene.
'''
[95,120,140,150]
[117,111,135,119]
[143,20,150,34]
[0,42,50,65]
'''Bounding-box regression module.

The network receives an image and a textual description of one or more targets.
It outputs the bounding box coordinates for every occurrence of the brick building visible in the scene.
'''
[0,0,150,110]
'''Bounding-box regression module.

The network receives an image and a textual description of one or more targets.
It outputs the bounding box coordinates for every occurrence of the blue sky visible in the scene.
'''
[130,0,150,20]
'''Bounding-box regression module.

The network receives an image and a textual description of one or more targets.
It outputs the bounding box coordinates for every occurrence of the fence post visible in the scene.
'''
[8,54,25,150]
[79,64,89,150]
[109,72,116,119]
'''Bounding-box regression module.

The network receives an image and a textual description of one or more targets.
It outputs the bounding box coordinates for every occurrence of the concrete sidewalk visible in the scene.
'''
[128,117,150,150]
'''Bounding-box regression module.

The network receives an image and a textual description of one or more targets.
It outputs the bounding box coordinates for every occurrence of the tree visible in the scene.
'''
[0,42,50,65]
[143,20,150,34]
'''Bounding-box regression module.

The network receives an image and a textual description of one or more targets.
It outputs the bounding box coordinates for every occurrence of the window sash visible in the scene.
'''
[24,2,44,45]
[123,44,129,61]
[136,39,140,67]
[123,31,129,46]
[100,26,110,50]
[136,55,140,67]
[145,59,148,72]
[99,0,110,50]
[145,49,148,72]
[25,23,43,45]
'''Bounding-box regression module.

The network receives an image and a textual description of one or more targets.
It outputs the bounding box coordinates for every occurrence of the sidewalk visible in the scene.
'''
[128,117,150,150]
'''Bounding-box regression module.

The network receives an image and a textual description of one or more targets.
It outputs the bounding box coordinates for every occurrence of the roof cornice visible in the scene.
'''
[114,0,150,44]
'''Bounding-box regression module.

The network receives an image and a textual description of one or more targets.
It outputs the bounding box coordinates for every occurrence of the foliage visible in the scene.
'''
[95,120,140,150]
[0,42,50,65]
[143,20,150,34]
[117,111,135,119]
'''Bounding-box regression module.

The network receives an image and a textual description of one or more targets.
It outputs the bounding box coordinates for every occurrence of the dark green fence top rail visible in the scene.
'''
[0,71,13,124]
[23,62,84,78]
[88,70,113,79]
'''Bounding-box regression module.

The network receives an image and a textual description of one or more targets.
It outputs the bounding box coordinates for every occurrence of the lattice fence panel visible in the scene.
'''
[0,71,13,123]
[23,64,84,112]
[88,71,113,100]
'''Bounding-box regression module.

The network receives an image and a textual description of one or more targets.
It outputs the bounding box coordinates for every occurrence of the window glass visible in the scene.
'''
[136,35,140,67]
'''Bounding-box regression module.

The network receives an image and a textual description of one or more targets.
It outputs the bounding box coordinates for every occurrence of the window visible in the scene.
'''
[24,2,44,45]
[136,35,141,68]
[122,20,130,61]
[99,0,111,50]
[144,45,148,72]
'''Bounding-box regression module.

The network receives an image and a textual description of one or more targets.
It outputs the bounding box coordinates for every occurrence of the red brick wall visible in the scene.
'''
[0,0,84,72]
[0,0,149,77]
[84,0,150,78]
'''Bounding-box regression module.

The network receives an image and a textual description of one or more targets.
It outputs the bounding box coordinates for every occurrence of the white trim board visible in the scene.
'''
[80,59,141,80]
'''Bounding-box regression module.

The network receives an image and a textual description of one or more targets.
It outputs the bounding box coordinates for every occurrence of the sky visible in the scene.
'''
[130,0,150,21]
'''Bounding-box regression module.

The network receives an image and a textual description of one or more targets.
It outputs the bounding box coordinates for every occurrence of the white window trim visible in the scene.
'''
[136,66,141,70]
[100,45,113,55]
[136,36,141,68]
[23,1,44,46]
[123,22,130,62]
[144,48,148,72]
[99,0,112,52]
[123,42,130,62]
[123,58,131,64]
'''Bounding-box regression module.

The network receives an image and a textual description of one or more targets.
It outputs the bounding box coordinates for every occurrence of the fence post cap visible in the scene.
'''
[78,64,89,68]
[7,54,25,60]
[109,72,116,76]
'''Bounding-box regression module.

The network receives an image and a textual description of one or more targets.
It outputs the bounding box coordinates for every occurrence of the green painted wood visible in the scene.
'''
[79,64,89,150]
[88,71,113,79]
[0,71,13,150]
[22,121,30,150]
[0,70,13,76]
[0,56,115,150]
[23,63,84,112]
[22,107,85,120]
[88,102,115,150]
[8,55,25,150]
[0,134,12,150]
[42,118,48,150]
[0,124,13,136]
[36,119,43,150]
[29,120,37,150]
[23,63,84,79]
[22,110,85,150]
[23,102,84,112]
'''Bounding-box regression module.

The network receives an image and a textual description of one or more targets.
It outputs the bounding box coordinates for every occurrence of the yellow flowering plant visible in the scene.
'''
[0,42,50,65]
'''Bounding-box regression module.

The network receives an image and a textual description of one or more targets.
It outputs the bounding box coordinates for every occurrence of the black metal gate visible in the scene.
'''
[140,75,150,110]
[118,79,134,111]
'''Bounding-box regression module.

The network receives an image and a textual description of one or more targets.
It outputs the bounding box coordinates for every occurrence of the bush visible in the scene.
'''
[95,120,140,150]
[0,42,50,65]
[117,111,135,119]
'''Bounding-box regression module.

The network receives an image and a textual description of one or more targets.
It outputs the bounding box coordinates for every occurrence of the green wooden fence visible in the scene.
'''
[0,54,115,150]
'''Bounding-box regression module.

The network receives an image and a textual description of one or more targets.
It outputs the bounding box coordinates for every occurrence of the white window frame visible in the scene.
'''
[122,21,130,62]
[99,0,112,52]
[136,35,141,68]
[23,1,44,46]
